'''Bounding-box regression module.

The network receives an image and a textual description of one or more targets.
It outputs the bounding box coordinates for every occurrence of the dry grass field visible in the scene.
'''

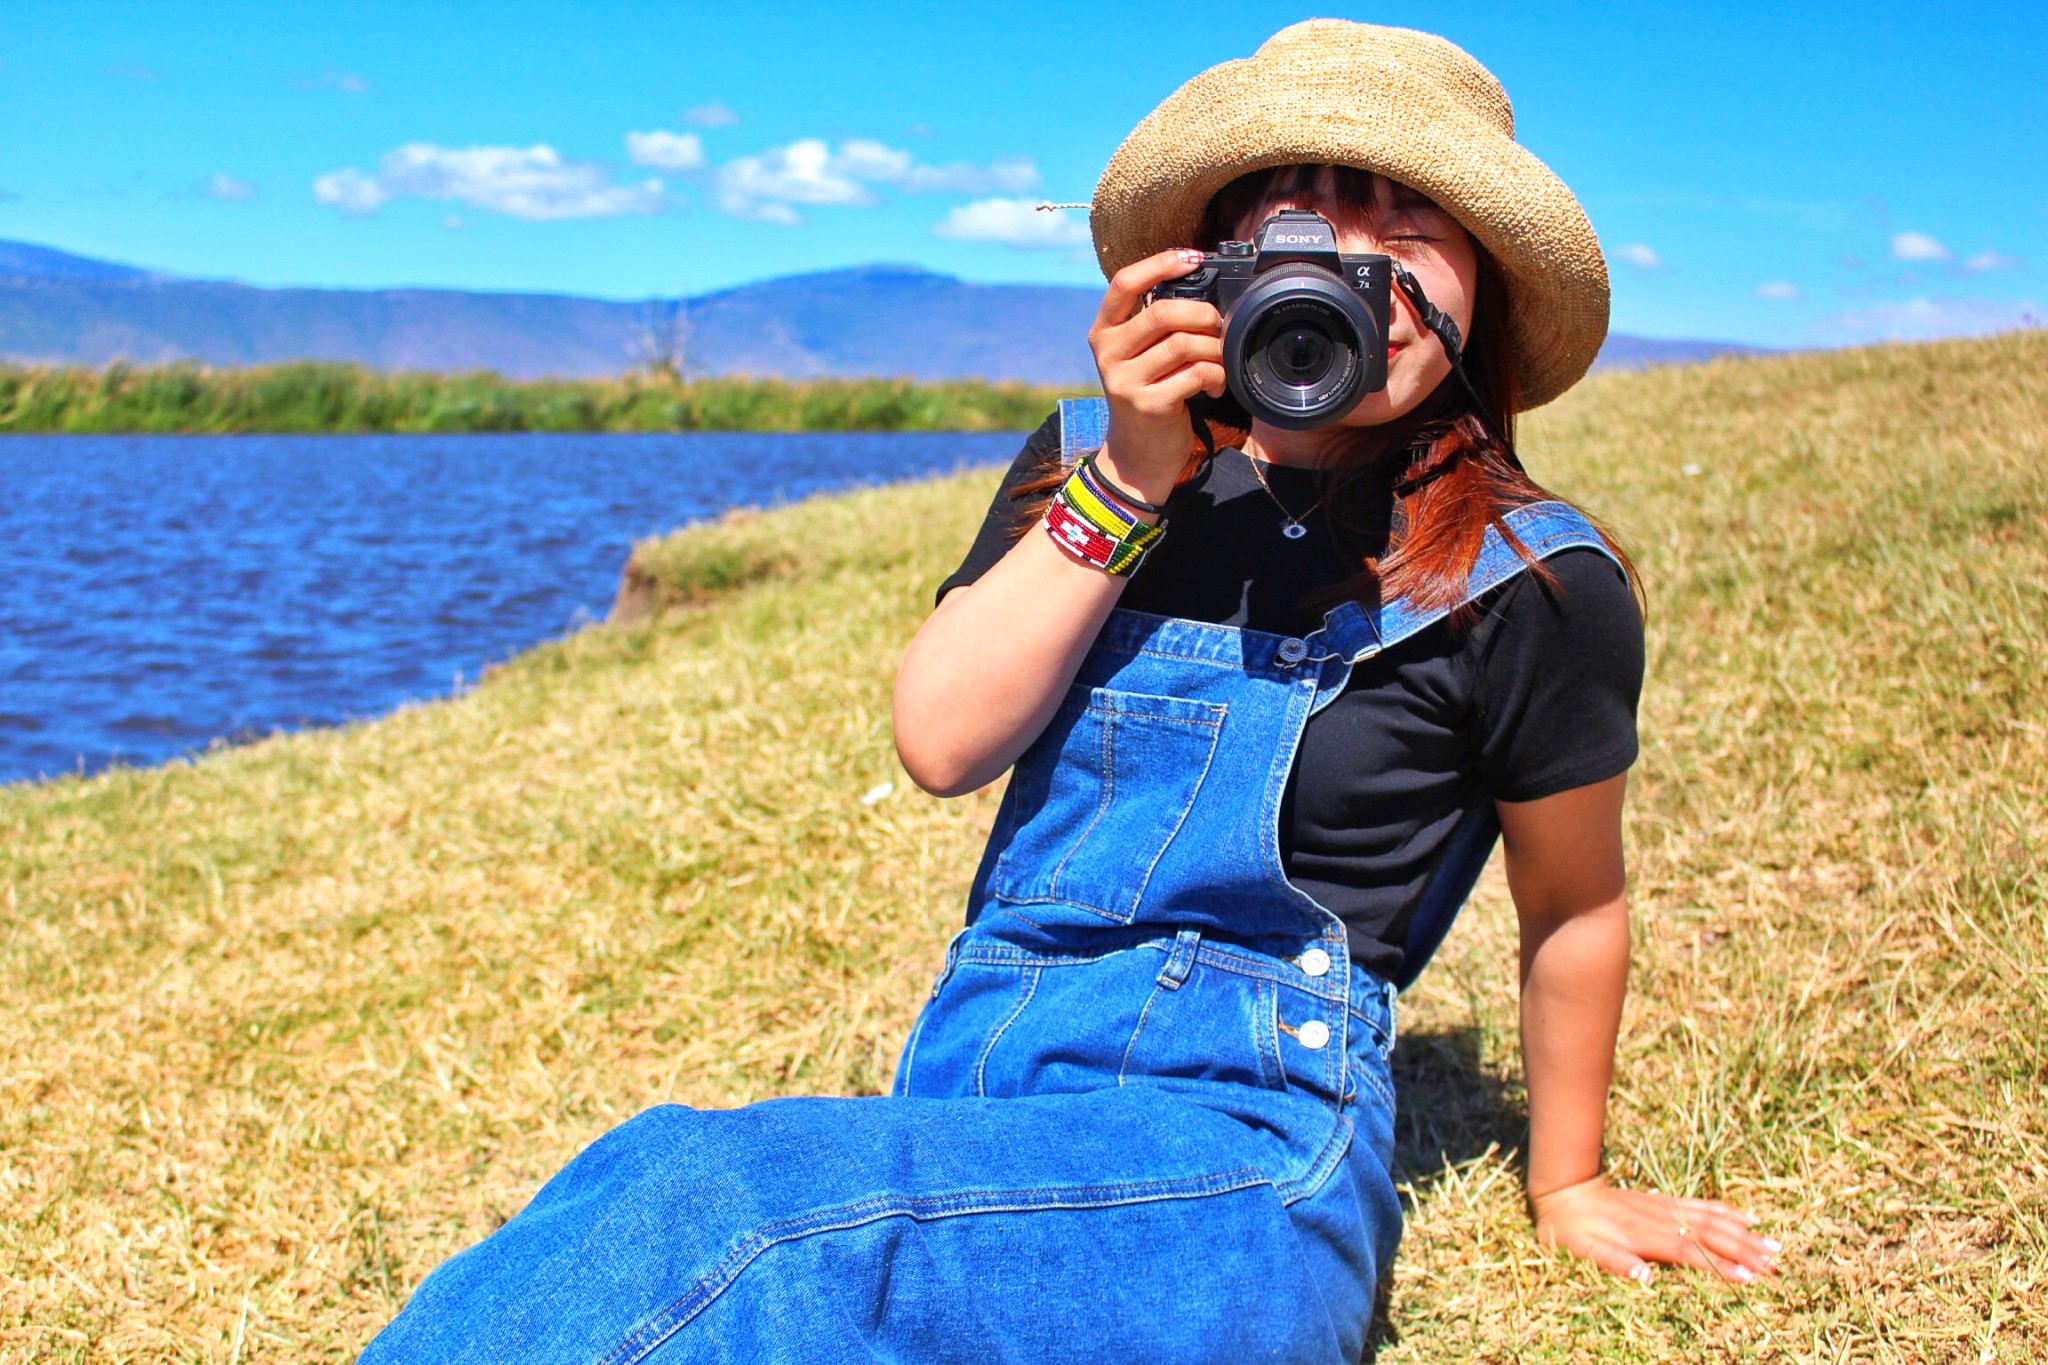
[3,331,2043,1362]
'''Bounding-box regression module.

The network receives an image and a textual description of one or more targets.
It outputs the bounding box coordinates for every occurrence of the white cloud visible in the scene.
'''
[206,172,254,202]
[1964,249,2020,273]
[1614,243,1662,271]
[1754,280,1801,300]
[716,138,1042,224]
[898,155,1039,195]
[626,129,705,172]
[313,143,664,221]
[312,167,388,215]
[1823,294,2042,341]
[835,138,915,184]
[1890,230,1950,262]
[934,197,1092,251]
[718,138,874,220]
[683,102,739,127]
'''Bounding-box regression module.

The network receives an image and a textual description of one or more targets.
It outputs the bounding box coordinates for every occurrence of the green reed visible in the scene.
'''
[0,359,1078,434]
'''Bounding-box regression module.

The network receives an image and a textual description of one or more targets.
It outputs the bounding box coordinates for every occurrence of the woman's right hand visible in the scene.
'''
[1087,249,1228,506]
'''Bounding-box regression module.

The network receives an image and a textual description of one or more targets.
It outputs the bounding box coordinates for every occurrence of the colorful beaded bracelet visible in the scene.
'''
[1044,461,1165,576]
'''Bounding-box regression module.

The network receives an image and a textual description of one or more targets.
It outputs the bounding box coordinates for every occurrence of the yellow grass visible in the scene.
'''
[3,331,2044,1362]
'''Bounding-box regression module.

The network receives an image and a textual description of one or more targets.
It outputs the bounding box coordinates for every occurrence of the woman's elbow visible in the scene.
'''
[892,728,990,799]
[891,682,988,797]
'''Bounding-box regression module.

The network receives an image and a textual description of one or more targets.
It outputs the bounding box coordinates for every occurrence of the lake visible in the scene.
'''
[0,430,1025,787]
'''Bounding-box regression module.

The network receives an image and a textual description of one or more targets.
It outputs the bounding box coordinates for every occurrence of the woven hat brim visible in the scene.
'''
[1090,41,1609,409]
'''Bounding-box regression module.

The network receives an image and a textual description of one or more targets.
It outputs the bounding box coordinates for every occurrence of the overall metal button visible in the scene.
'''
[1276,638,1309,666]
[1297,947,1332,978]
[1296,1020,1331,1051]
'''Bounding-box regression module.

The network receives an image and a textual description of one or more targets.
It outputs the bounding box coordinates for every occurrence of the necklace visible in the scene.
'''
[1245,454,1331,540]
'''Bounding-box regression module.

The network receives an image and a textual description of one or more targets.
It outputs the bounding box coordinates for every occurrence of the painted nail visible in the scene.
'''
[1630,1264,1654,1285]
[1762,1238,1783,1254]
[1733,1265,1755,1283]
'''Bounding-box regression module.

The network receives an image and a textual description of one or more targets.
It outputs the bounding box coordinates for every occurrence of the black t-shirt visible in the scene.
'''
[936,413,1644,979]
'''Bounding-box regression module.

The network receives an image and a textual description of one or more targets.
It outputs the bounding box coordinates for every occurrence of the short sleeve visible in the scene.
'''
[933,411,1061,606]
[1470,547,1644,803]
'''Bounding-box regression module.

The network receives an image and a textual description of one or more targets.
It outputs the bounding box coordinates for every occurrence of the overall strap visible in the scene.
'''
[1057,397,1110,463]
[1371,501,1619,653]
[1387,502,1620,990]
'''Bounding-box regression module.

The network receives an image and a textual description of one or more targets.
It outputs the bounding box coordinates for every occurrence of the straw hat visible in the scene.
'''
[1090,19,1608,409]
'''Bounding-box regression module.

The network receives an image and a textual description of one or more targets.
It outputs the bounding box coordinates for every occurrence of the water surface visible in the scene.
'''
[1,430,1023,785]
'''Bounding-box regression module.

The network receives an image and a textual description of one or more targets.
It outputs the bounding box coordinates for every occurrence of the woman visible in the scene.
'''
[362,21,1776,1364]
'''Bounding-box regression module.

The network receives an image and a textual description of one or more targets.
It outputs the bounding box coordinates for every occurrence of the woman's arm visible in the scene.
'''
[1499,774,1781,1285]
[893,248,1224,796]
[893,516,1135,796]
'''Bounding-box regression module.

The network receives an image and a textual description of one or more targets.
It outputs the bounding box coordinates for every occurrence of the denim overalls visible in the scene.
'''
[361,399,1615,1365]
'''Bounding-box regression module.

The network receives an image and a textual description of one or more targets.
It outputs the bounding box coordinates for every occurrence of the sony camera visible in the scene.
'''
[1146,208,1391,430]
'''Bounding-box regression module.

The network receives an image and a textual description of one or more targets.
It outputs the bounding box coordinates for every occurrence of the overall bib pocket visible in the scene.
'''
[987,686,1227,923]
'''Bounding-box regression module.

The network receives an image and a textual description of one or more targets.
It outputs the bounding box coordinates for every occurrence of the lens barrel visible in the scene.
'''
[1222,266,1382,430]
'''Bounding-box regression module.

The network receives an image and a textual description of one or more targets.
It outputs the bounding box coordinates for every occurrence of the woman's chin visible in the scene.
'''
[1340,367,1454,431]
[1339,392,1417,430]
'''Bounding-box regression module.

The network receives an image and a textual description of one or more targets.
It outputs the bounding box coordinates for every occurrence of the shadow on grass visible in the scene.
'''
[1365,1025,1527,1362]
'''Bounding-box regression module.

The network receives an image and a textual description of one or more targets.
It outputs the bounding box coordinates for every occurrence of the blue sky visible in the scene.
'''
[1,0,2041,347]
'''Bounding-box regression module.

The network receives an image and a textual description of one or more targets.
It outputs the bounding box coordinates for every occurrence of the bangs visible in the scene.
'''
[1196,163,1452,247]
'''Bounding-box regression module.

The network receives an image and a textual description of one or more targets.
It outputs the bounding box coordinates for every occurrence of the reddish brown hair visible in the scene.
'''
[1014,163,1640,625]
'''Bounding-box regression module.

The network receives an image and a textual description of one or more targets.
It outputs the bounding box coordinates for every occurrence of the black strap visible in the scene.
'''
[1080,452,1169,515]
[1389,262,1517,464]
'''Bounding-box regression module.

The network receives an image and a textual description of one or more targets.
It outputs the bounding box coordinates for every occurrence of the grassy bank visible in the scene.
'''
[0,359,1075,434]
[3,331,2044,1361]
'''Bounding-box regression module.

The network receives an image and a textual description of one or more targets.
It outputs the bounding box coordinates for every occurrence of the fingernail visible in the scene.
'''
[1629,1265,1653,1285]
[1762,1238,1783,1254]
[1733,1265,1755,1283]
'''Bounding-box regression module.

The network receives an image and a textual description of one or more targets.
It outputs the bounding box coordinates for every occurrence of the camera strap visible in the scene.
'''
[1389,263,1519,466]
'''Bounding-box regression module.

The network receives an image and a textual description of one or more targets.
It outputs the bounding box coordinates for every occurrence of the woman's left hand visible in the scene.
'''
[1530,1174,1782,1286]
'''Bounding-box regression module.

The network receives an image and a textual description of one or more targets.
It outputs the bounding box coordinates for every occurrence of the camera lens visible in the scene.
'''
[1221,265,1384,430]
[1240,295,1358,422]
[1268,324,1335,386]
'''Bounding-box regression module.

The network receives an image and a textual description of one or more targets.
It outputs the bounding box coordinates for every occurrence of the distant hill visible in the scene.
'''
[0,240,157,283]
[1592,334,1766,369]
[0,238,1761,383]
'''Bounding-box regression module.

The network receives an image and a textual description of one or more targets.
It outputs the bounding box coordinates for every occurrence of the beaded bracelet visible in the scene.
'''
[1044,462,1166,576]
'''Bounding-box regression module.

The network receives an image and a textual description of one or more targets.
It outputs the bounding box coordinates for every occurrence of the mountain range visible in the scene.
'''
[0,238,1760,384]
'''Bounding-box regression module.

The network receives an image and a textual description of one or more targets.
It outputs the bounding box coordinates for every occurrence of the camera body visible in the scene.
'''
[1147,208,1392,430]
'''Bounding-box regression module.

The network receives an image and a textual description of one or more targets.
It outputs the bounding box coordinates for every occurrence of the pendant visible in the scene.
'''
[1282,522,1308,540]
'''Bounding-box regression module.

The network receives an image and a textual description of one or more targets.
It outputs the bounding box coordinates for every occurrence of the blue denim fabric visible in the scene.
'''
[360,486,1612,1363]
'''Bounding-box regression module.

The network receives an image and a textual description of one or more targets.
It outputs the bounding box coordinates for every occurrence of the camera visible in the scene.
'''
[1146,208,1391,430]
